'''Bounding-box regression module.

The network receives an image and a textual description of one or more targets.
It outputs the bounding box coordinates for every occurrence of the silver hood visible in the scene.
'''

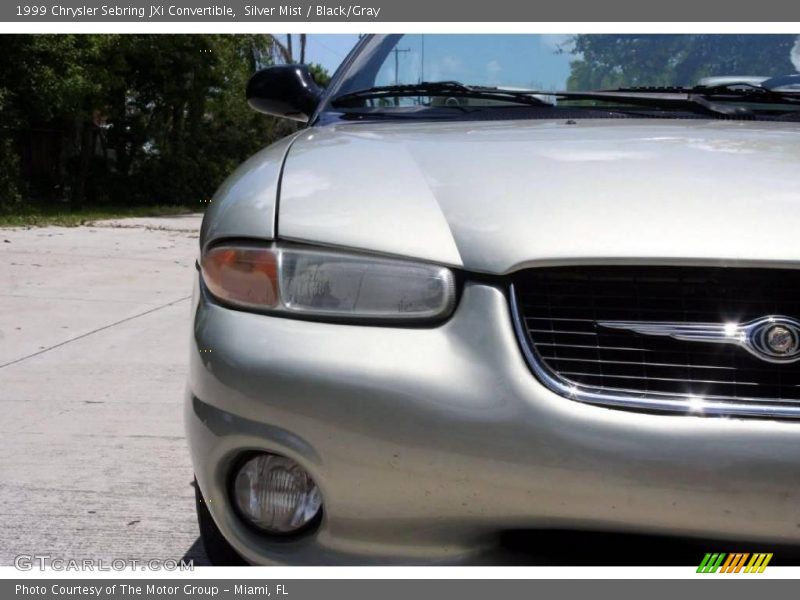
[278,119,800,274]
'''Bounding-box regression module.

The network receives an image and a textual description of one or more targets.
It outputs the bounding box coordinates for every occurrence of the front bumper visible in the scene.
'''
[186,279,800,565]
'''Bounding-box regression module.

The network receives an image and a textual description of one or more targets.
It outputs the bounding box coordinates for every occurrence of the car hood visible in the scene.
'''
[278,118,800,274]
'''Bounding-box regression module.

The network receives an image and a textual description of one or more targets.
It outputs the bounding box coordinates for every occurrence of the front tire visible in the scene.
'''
[194,478,247,565]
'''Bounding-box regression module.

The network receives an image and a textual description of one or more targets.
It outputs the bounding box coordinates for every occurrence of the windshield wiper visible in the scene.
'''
[331,81,553,108]
[332,79,800,117]
[568,84,800,116]
[554,89,756,116]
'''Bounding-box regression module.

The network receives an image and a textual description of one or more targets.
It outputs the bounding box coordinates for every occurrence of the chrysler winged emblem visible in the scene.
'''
[598,316,800,364]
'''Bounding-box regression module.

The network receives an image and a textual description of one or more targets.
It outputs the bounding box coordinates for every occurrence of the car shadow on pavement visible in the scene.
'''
[182,529,800,566]
[181,538,211,566]
[498,529,800,566]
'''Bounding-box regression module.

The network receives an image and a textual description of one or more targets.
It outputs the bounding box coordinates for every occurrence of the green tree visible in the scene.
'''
[566,35,798,90]
[307,63,333,87]
[0,34,331,211]
[0,35,109,207]
[0,89,22,207]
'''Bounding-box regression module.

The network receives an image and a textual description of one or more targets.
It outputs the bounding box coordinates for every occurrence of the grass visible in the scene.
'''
[0,204,197,227]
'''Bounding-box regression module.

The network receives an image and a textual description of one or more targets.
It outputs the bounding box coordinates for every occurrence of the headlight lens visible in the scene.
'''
[201,245,456,321]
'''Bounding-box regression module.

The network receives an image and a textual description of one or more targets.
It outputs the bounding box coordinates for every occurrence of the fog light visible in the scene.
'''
[232,453,322,534]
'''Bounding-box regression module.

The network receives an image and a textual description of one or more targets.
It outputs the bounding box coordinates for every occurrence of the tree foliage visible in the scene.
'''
[0,34,329,210]
[567,35,798,90]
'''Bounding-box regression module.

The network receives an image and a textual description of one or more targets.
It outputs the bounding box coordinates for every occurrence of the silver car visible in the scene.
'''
[186,34,800,565]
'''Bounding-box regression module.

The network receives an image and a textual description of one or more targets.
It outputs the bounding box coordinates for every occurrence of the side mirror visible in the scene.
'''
[246,65,323,123]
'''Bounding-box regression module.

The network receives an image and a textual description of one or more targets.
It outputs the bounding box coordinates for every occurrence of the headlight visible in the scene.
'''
[201,244,456,322]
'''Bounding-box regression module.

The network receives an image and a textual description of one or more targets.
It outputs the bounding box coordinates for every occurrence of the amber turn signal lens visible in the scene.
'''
[201,246,279,309]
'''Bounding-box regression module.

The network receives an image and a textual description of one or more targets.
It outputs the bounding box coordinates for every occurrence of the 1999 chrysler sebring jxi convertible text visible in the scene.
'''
[185,34,800,565]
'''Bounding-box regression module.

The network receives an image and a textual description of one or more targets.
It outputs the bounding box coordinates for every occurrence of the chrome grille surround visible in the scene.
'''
[510,266,800,419]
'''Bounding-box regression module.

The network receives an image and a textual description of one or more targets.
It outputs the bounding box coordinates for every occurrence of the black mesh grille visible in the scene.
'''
[512,266,800,408]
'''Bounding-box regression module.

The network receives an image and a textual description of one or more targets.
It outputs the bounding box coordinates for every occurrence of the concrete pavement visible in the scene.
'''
[0,214,209,566]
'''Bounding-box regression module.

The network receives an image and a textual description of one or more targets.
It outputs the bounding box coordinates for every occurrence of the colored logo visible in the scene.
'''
[697,553,773,573]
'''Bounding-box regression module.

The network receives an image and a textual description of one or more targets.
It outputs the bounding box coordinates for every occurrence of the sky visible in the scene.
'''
[301,34,800,89]
[299,34,574,89]
[291,34,361,75]
[373,34,574,90]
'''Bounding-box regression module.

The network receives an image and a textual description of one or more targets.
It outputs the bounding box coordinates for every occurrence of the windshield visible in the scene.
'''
[325,34,800,115]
